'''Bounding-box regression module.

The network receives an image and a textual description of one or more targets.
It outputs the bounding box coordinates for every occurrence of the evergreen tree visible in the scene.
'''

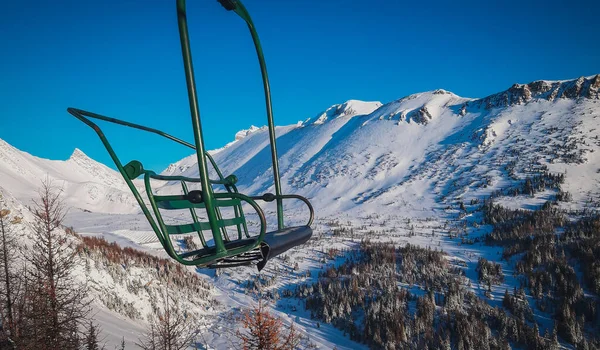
[85,321,103,350]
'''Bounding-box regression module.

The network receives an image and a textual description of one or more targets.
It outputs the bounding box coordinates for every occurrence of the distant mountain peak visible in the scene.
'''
[69,148,89,160]
[366,89,469,125]
[311,100,382,125]
[235,125,262,141]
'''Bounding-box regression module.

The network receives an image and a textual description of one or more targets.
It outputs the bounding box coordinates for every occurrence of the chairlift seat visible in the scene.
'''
[67,0,314,271]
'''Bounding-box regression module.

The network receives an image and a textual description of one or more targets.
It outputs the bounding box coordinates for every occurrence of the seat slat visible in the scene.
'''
[154,196,241,210]
[157,200,206,210]
[165,216,245,235]
[154,195,187,202]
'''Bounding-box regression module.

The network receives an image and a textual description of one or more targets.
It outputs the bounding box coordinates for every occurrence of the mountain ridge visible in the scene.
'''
[3,74,597,216]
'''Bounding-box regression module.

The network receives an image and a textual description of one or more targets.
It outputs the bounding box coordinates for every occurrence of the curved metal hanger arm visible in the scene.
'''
[218,0,285,230]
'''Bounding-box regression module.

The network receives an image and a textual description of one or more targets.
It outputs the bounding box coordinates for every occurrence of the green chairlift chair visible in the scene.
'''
[67,0,313,271]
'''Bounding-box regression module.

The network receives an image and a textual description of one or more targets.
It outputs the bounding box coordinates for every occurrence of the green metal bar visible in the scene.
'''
[66,108,172,255]
[63,112,267,266]
[68,0,315,269]
[154,198,243,209]
[67,108,196,150]
[251,193,315,227]
[147,172,226,186]
[212,192,232,242]
[233,203,245,239]
[156,200,204,210]
[144,173,181,258]
[153,194,189,202]
[176,0,226,254]
[182,192,266,266]
[166,222,212,235]
[66,109,237,188]
[166,217,245,235]
[205,152,226,182]
[231,2,285,230]
[205,153,245,239]
[181,181,207,247]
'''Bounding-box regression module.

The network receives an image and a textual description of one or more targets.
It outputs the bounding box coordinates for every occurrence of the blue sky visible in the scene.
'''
[1,0,598,171]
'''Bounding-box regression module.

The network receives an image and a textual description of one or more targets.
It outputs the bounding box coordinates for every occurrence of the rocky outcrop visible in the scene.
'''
[466,74,600,111]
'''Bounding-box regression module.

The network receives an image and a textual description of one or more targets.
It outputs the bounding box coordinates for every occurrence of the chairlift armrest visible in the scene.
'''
[251,193,314,227]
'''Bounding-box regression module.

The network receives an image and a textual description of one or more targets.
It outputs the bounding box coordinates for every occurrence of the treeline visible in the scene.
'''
[562,215,600,295]
[0,182,224,349]
[486,171,565,199]
[483,200,600,348]
[293,240,554,349]
[77,235,213,298]
[483,200,565,253]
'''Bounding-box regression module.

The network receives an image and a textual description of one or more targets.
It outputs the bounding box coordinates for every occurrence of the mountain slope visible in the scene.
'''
[162,75,600,220]
[0,140,141,214]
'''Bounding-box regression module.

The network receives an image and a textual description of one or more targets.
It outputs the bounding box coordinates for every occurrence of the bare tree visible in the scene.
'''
[137,323,159,350]
[137,292,198,350]
[237,300,300,350]
[19,179,90,349]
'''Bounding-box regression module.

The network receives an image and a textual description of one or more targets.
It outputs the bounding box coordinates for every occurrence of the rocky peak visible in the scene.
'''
[312,100,382,125]
[467,74,600,111]
[234,125,261,141]
[69,148,89,161]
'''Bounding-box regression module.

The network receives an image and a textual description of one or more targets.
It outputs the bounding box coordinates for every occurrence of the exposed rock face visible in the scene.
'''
[585,74,600,99]
[410,106,434,125]
[467,75,600,110]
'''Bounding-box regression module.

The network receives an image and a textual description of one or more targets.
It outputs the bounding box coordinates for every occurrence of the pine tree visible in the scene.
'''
[85,321,103,350]
[502,289,511,310]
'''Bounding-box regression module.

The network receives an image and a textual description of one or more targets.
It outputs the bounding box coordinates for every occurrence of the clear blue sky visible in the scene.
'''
[1,0,598,172]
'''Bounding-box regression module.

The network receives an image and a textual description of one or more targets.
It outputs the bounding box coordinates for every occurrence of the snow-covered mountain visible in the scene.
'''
[163,75,600,219]
[1,74,599,348]
[0,140,140,214]
[3,74,597,230]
